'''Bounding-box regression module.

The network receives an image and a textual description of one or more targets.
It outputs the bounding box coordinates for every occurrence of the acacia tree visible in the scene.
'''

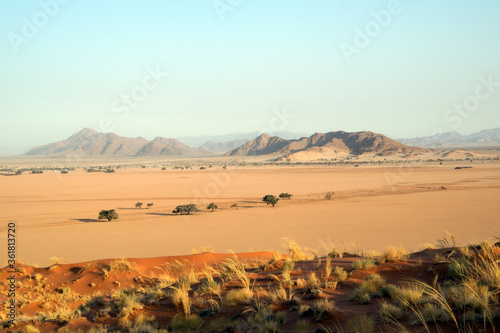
[98,209,119,221]
[147,203,154,209]
[172,204,199,215]
[135,202,143,209]
[279,193,293,200]
[207,202,218,212]
[262,195,279,207]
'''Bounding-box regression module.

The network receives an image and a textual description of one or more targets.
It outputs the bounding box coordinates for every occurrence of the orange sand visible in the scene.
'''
[1,164,499,266]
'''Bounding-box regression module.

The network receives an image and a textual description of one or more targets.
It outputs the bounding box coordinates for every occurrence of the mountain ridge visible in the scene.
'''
[25,128,208,157]
[398,127,500,147]
[225,131,430,161]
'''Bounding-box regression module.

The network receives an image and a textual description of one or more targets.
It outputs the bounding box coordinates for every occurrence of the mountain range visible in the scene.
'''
[176,131,311,148]
[398,128,500,147]
[24,128,429,160]
[25,128,208,157]
[225,131,429,161]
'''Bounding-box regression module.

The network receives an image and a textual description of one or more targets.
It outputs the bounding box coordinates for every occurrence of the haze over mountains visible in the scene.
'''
[25,128,208,157]
[225,131,429,161]
[24,128,432,160]
[398,128,500,147]
[176,131,311,148]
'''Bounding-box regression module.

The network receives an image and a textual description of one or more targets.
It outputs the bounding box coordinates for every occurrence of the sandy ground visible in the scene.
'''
[1,164,499,266]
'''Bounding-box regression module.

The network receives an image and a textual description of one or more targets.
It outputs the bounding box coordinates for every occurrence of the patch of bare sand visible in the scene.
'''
[0,165,499,266]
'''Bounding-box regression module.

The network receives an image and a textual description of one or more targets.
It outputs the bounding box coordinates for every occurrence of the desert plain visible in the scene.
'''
[2,157,500,332]
[1,160,499,267]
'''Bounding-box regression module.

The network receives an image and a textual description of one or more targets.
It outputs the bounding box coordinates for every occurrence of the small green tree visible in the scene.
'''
[172,204,199,215]
[147,203,154,209]
[135,202,143,209]
[207,202,218,212]
[98,209,119,221]
[263,195,279,207]
[279,193,293,200]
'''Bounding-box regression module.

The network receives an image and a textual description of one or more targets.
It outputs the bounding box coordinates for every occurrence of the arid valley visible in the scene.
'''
[1,161,500,267]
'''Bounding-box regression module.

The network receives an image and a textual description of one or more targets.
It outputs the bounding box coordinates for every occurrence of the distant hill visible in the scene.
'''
[176,131,311,148]
[225,131,429,161]
[135,137,206,156]
[398,128,500,147]
[25,128,208,157]
[197,139,250,154]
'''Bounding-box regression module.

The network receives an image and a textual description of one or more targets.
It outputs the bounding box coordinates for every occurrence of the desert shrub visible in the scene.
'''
[262,194,279,207]
[196,279,221,297]
[281,259,294,281]
[110,259,137,272]
[191,246,214,254]
[49,257,66,265]
[352,259,375,271]
[380,284,401,299]
[324,191,335,200]
[231,203,238,209]
[279,193,293,199]
[221,257,250,288]
[223,287,253,306]
[312,298,338,321]
[306,272,321,293]
[379,246,408,263]
[23,325,40,333]
[98,209,118,221]
[324,257,332,278]
[449,280,492,311]
[332,266,348,282]
[113,291,144,318]
[284,238,307,261]
[380,301,406,322]
[350,274,385,303]
[172,204,199,215]
[396,284,426,308]
[419,303,451,323]
[37,308,81,324]
[448,259,469,279]
[207,202,218,211]
[169,314,202,331]
[345,314,375,333]
[298,304,311,316]
[171,284,191,316]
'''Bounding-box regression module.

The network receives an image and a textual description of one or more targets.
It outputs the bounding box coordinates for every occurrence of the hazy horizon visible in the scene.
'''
[1,1,499,156]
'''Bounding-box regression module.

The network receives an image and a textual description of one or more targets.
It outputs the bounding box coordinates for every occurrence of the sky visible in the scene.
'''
[0,0,499,156]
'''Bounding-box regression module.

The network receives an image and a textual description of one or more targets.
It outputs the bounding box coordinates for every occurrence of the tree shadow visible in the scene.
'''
[239,200,261,204]
[116,207,140,210]
[70,218,103,223]
[146,212,177,217]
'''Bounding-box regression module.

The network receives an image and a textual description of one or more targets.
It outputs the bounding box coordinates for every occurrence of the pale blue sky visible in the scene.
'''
[1,0,499,155]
